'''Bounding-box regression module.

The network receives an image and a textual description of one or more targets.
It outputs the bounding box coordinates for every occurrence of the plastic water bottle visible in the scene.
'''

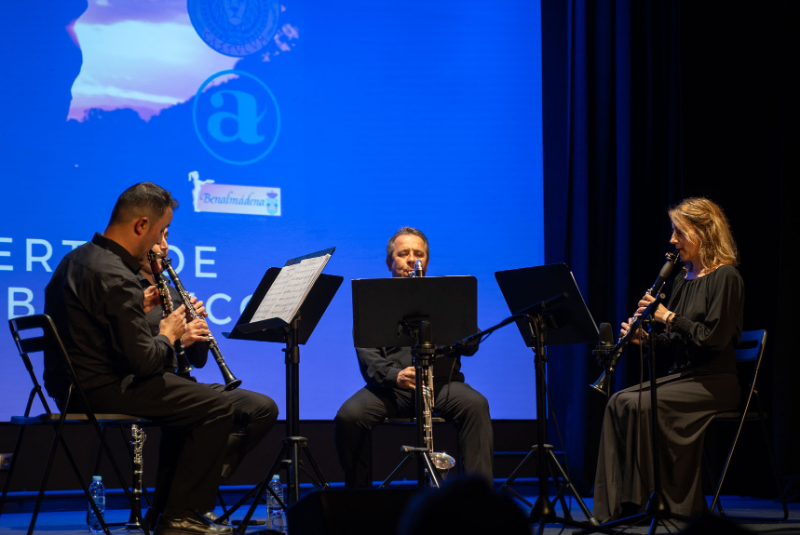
[87,475,105,533]
[266,474,286,533]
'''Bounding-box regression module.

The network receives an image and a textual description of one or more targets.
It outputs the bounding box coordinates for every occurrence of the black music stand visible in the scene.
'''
[220,250,342,534]
[495,264,601,534]
[352,276,478,487]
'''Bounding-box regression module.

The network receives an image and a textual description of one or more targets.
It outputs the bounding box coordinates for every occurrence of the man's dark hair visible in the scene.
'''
[108,182,178,226]
[386,226,430,262]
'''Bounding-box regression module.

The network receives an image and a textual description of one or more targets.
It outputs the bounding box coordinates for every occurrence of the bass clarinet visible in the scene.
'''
[147,251,193,378]
[161,257,242,391]
[412,260,456,476]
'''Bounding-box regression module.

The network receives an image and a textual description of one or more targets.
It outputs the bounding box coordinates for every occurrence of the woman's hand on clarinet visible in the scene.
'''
[182,318,210,347]
[634,294,671,324]
[621,318,647,345]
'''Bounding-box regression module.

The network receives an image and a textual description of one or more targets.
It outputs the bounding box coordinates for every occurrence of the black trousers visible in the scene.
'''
[334,382,493,487]
[151,383,279,514]
[205,383,279,480]
[78,373,234,512]
[593,372,740,521]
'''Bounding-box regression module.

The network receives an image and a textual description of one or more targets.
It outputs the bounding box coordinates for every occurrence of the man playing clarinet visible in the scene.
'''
[45,183,234,535]
[137,228,279,528]
[334,227,494,487]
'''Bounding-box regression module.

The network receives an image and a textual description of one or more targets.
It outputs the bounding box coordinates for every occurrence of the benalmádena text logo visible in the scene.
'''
[193,70,281,165]
[189,171,281,216]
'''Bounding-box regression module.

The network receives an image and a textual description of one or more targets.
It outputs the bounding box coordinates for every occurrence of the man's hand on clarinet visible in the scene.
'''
[397,366,416,390]
[186,295,208,320]
[159,305,187,345]
[143,286,161,313]
[181,318,210,347]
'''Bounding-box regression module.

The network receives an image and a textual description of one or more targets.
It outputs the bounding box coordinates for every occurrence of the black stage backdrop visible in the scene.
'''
[540,0,798,495]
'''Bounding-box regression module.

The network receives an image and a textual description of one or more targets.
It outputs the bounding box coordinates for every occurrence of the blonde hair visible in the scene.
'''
[668,197,738,269]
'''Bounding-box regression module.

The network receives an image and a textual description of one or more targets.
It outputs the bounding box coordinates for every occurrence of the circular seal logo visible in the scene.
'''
[193,70,281,166]
[188,0,281,57]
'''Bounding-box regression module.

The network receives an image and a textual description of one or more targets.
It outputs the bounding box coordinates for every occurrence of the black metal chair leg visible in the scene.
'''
[366,429,373,487]
[57,434,114,535]
[93,423,108,476]
[757,399,789,521]
[218,490,228,514]
[28,414,72,535]
[0,426,27,519]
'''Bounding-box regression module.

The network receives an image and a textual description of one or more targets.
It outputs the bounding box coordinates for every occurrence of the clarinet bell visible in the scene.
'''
[590,371,610,397]
[430,452,456,479]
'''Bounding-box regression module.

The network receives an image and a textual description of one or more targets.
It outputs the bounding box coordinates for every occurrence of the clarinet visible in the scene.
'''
[161,257,242,391]
[590,251,680,396]
[147,251,193,377]
[125,424,146,529]
[609,251,680,363]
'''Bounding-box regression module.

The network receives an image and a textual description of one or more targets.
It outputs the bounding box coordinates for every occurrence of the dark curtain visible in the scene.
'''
[540,0,797,495]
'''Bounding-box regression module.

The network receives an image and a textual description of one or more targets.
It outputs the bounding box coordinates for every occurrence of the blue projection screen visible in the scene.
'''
[0,0,544,421]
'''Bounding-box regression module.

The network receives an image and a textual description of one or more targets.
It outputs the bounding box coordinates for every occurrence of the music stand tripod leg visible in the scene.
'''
[297,442,329,489]
[379,453,414,488]
[525,315,599,532]
[544,447,591,523]
[229,454,293,535]
[499,446,537,502]
[421,452,444,488]
[217,441,288,525]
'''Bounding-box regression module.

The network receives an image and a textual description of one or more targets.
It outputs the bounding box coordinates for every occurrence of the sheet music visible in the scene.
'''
[250,253,331,325]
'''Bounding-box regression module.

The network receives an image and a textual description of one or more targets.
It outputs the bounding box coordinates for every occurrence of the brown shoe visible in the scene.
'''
[154,510,235,535]
[201,511,229,526]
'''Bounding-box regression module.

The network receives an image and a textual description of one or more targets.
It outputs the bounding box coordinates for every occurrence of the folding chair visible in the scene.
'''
[706,329,789,521]
[0,314,151,535]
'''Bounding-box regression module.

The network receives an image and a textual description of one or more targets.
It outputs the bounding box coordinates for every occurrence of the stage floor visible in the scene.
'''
[0,496,798,535]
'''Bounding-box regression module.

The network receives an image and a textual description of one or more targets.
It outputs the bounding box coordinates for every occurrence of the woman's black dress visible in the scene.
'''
[593,264,744,521]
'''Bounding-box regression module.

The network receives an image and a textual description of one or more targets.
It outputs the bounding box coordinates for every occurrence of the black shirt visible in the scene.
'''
[43,233,174,402]
[659,264,744,374]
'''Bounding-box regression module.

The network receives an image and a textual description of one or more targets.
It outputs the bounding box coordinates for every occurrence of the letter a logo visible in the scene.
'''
[207,90,265,144]
[193,70,281,165]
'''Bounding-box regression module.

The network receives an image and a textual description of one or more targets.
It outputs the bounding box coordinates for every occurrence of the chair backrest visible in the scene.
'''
[8,314,75,417]
[734,329,766,363]
[733,329,767,411]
